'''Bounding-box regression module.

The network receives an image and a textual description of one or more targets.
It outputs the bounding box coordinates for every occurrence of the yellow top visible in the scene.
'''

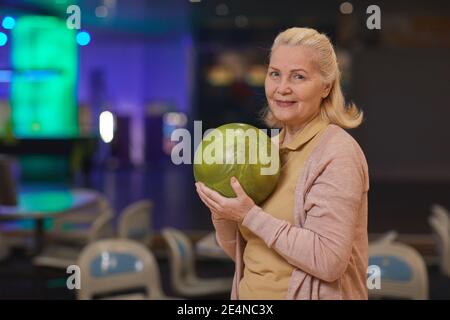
[238,115,329,299]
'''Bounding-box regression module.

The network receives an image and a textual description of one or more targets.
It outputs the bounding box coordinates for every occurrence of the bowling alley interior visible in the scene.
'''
[0,0,449,300]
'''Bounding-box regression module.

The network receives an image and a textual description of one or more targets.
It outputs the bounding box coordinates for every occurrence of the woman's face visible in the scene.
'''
[265,45,330,128]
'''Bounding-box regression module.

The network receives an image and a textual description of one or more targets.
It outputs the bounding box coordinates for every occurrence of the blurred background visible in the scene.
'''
[0,0,449,300]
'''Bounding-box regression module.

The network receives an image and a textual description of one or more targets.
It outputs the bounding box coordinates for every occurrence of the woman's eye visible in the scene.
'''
[293,74,305,80]
[269,71,279,78]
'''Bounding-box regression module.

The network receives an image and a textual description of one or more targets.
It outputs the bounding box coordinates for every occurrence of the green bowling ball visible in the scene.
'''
[194,123,280,204]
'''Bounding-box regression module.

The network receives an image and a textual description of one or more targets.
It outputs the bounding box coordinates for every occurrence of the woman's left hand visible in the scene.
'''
[195,177,256,223]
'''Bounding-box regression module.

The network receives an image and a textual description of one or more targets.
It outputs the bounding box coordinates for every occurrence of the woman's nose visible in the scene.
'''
[276,79,292,95]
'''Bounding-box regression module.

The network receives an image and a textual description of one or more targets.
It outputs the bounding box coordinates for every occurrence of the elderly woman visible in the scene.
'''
[195,27,369,300]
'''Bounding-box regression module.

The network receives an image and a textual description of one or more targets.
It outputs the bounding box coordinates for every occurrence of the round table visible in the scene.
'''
[0,189,99,254]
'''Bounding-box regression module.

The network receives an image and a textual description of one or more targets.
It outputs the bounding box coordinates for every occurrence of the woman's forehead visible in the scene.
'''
[270,45,317,71]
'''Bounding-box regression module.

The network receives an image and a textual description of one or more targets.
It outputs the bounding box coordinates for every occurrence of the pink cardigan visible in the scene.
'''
[212,124,370,300]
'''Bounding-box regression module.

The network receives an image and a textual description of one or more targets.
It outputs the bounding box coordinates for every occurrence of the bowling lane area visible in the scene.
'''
[1,0,450,300]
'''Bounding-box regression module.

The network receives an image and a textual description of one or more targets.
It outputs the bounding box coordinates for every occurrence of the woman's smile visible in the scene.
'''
[274,99,297,108]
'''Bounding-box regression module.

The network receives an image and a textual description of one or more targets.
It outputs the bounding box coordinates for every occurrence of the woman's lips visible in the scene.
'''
[275,100,297,108]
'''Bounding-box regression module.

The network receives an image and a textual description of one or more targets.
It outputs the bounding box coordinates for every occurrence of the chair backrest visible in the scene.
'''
[373,230,399,245]
[96,193,114,217]
[429,204,450,277]
[161,228,196,284]
[431,204,450,228]
[77,239,164,300]
[52,189,113,232]
[368,241,429,299]
[118,200,153,246]
[87,212,115,243]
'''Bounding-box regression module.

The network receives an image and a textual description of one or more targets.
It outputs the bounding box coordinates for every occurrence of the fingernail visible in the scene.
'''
[231,177,236,183]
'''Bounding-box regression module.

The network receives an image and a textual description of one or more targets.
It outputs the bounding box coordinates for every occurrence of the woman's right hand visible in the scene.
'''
[195,180,255,223]
[195,183,227,221]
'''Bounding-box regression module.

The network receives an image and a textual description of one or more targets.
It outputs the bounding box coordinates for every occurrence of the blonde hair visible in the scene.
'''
[263,27,363,129]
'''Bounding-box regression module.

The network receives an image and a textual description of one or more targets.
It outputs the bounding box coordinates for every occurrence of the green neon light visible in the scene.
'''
[11,16,78,138]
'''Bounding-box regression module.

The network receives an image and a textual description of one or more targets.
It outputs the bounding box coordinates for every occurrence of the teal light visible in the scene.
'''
[0,32,7,46]
[2,16,16,29]
[19,189,74,212]
[76,31,91,46]
[11,16,78,138]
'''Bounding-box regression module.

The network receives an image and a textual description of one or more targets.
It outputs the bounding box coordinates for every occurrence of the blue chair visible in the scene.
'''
[118,200,154,247]
[77,239,179,300]
[368,234,428,300]
[33,212,114,269]
[50,190,114,245]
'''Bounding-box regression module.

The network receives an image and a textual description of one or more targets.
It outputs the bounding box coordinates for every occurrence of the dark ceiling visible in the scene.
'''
[1,0,449,36]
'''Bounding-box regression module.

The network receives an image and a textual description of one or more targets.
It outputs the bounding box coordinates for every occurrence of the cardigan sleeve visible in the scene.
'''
[241,143,367,282]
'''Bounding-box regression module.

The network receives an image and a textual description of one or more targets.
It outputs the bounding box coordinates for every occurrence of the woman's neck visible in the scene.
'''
[283,123,307,146]
[282,112,319,146]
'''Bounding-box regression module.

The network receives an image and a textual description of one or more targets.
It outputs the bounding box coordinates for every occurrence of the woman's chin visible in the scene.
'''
[271,111,296,123]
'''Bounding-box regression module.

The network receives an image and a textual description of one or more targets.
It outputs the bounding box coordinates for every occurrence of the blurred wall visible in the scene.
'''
[353,48,450,182]
[78,32,194,165]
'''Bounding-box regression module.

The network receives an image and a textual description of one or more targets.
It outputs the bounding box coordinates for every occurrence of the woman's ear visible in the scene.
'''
[322,83,332,99]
